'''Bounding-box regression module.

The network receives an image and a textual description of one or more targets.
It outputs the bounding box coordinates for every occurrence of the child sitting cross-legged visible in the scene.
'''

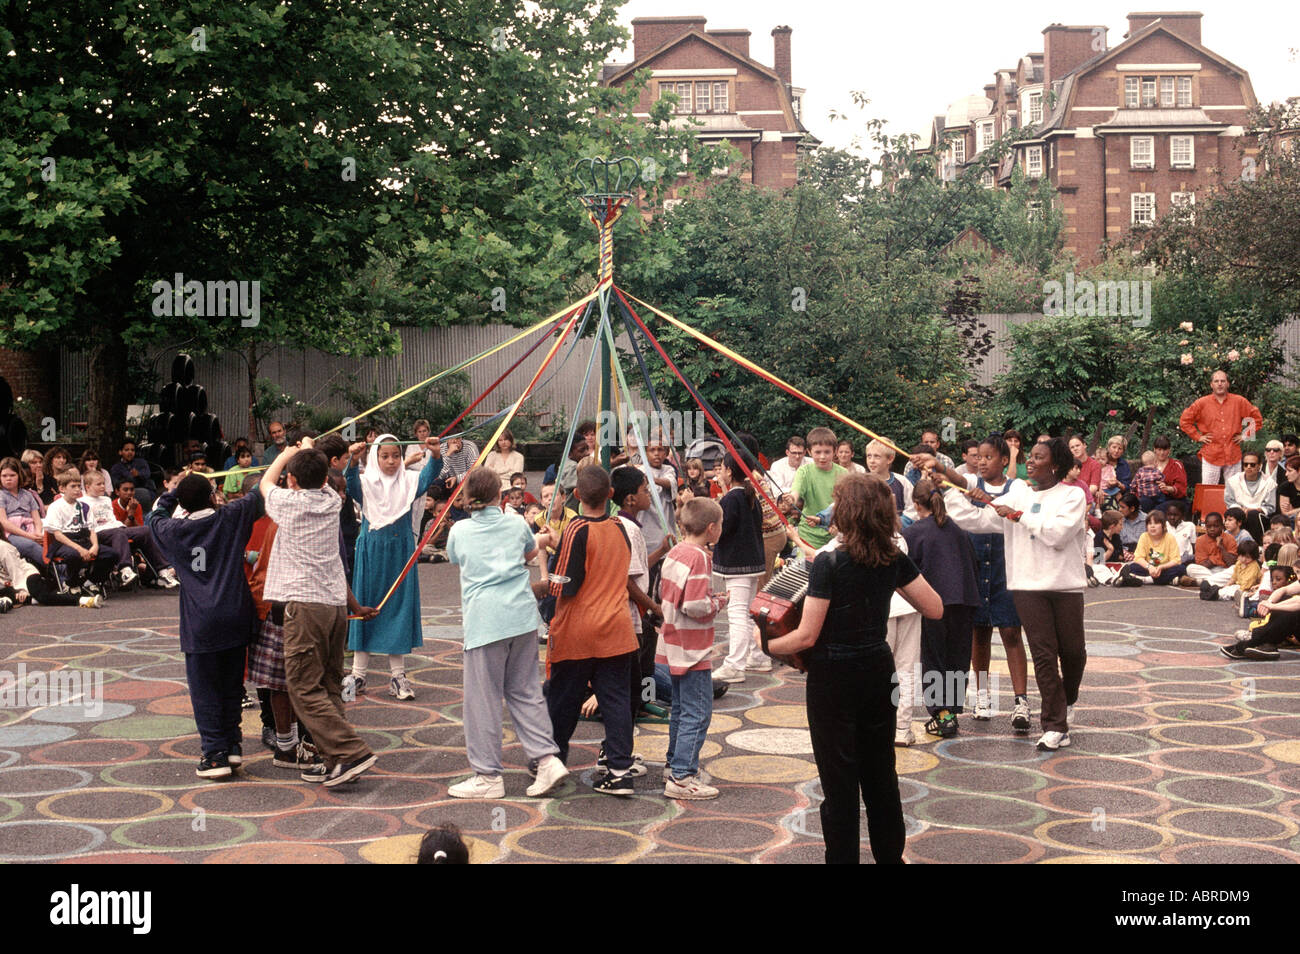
[1115,509,1188,587]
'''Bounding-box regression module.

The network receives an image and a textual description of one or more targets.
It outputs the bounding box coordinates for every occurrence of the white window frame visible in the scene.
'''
[1025,145,1043,178]
[1131,192,1156,225]
[981,169,995,189]
[1176,76,1192,107]
[977,120,995,152]
[694,81,711,113]
[1141,77,1157,107]
[1124,77,1139,108]
[1131,135,1155,169]
[660,81,692,113]
[1170,191,1195,221]
[951,136,966,165]
[713,82,729,113]
[1159,76,1175,107]
[1029,92,1043,125]
[1170,135,1194,169]
[1026,199,1042,222]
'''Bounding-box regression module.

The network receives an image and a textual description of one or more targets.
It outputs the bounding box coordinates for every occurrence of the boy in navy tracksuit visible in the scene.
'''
[147,474,264,779]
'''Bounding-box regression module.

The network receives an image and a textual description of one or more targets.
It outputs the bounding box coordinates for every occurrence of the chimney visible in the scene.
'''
[1126,11,1202,46]
[709,28,751,59]
[632,16,707,61]
[1042,24,1106,89]
[772,25,792,89]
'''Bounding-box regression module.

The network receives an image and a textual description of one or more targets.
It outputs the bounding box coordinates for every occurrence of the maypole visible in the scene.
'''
[575,156,640,468]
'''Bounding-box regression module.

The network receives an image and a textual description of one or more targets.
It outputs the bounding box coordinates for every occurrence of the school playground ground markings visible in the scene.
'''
[1,568,1297,864]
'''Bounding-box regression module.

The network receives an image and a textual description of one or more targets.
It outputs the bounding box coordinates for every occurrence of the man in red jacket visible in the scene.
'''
[1179,370,1263,485]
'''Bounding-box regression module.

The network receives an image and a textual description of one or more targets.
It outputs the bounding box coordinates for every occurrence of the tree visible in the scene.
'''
[0,1,718,449]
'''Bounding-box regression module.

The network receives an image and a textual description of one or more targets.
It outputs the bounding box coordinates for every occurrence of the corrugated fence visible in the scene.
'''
[58,313,1300,441]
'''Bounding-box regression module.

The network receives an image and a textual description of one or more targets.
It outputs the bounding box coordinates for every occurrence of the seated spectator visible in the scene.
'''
[1186,512,1238,587]
[1069,435,1101,500]
[1117,494,1146,554]
[1131,451,1163,513]
[78,449,113,495]
[44,469,116,595]
[82,469,178,588]
[110,440,156,509]
[1064,460,1098,529]
[765,436,806,493]
[1224,507,1253,547]
[1164,501,1197,566]
[1265,522,1295,563]
[1276,455,1300,528]
[1095,509,1125,563]
[1151,435,1188,511]
[955,439,981,477]
[19,449,43,493]
[0,538,101,610]
[1263,439,1287,487]
[1115,510,1188,586]
[113,480,144,527]
[40,445,72,506]
[223,437,260,471]
[1003,429,1028,481]
[510,473,538,506]
[0,456,47,567]
[1098,435,1132,509]
[223,446,255,498]
[834,440,866,475]
[1221,573,1300,660]
[1225,451,1276,544]
[1201,538,1262,605]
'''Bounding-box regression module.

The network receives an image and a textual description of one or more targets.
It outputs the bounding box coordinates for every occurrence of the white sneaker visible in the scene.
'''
[525,755,569,797]
[1036,731,1071,752]
[664,774,719,800]
[712,664,745,683]
[79,595,104,609]
[119,565,137,587]
[745,659,773,673]
[389,674,415,701]
[448,774,505,799]
[157,568,180,589]
[973,690,992,720]
[1011,696,1031,732]
[894,728,916,747]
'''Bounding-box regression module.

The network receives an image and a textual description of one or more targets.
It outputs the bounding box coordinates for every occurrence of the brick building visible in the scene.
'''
[601,16,815,194]
[924,11,1259,265]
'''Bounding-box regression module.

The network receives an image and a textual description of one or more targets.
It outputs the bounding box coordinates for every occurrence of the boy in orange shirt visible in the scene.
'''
[546,465,640,795]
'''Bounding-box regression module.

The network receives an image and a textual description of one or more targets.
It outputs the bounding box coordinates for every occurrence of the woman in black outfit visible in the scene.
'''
[764,473,942,864]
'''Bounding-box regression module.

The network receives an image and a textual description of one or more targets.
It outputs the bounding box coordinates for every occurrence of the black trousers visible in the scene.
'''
[806,645,905,865]
[547,652,634,771]
[185,645,248,758]
[920,604,975,715]
[1245,609,1300,647]
[2,570,80,606]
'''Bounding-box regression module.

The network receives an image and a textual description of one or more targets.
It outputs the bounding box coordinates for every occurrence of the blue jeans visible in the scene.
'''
[668,668,713,779]
[653,663,672,704]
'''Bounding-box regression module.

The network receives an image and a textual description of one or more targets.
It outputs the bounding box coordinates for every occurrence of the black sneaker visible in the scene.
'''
[273,746,301,769]
[592,772,635,796]
[596,745,647,777]
[712,681,729,700]
[227,742,243,767]
[1220,641,1249,659]
[1200,581,1220,601]
[197,753,232,780]
[301,763,328,783]
[1244,644,1281,661]
[261,726,277,751]
[323,754,377,788]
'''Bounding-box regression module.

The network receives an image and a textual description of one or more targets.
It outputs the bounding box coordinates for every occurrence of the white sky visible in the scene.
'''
[611,0,1300,152]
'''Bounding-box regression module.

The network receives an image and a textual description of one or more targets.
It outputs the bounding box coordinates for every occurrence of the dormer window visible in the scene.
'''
[658,80,731,115]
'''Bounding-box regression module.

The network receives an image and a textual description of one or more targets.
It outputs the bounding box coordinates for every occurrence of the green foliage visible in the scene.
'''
[328,372,470,441]
[990,170,1063,271]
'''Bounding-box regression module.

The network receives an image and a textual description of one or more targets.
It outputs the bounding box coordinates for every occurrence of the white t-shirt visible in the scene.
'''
[44,497,93,536]
[619,515,650,635]
[82,493,124,531]
[640,461,677,553]
[766,457,803,493]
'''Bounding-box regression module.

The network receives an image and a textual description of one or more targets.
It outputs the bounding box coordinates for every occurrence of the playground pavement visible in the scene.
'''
[2,566,1298,864]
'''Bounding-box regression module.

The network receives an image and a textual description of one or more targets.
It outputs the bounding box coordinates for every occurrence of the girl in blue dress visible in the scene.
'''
[343,434,442,701]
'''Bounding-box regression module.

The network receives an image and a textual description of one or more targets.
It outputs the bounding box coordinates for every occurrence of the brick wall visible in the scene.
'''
[0,348,58,417]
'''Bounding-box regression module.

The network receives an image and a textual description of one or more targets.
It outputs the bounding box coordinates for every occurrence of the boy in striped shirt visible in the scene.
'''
[658,496,727,799]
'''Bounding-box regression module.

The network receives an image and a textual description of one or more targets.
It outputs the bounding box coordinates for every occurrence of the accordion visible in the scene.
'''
[750,559,812,673]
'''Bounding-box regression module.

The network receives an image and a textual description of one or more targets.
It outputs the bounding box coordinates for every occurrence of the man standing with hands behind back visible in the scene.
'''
[1180,370,1263,485]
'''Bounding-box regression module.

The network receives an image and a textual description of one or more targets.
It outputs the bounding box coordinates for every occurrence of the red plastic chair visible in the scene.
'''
[1192,483,1226,527]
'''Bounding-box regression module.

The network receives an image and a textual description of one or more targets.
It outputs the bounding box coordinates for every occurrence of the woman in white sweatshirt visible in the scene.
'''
[918,437,1089,752]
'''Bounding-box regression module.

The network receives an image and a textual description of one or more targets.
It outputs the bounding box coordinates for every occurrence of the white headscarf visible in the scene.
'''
[359,434,423,531]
